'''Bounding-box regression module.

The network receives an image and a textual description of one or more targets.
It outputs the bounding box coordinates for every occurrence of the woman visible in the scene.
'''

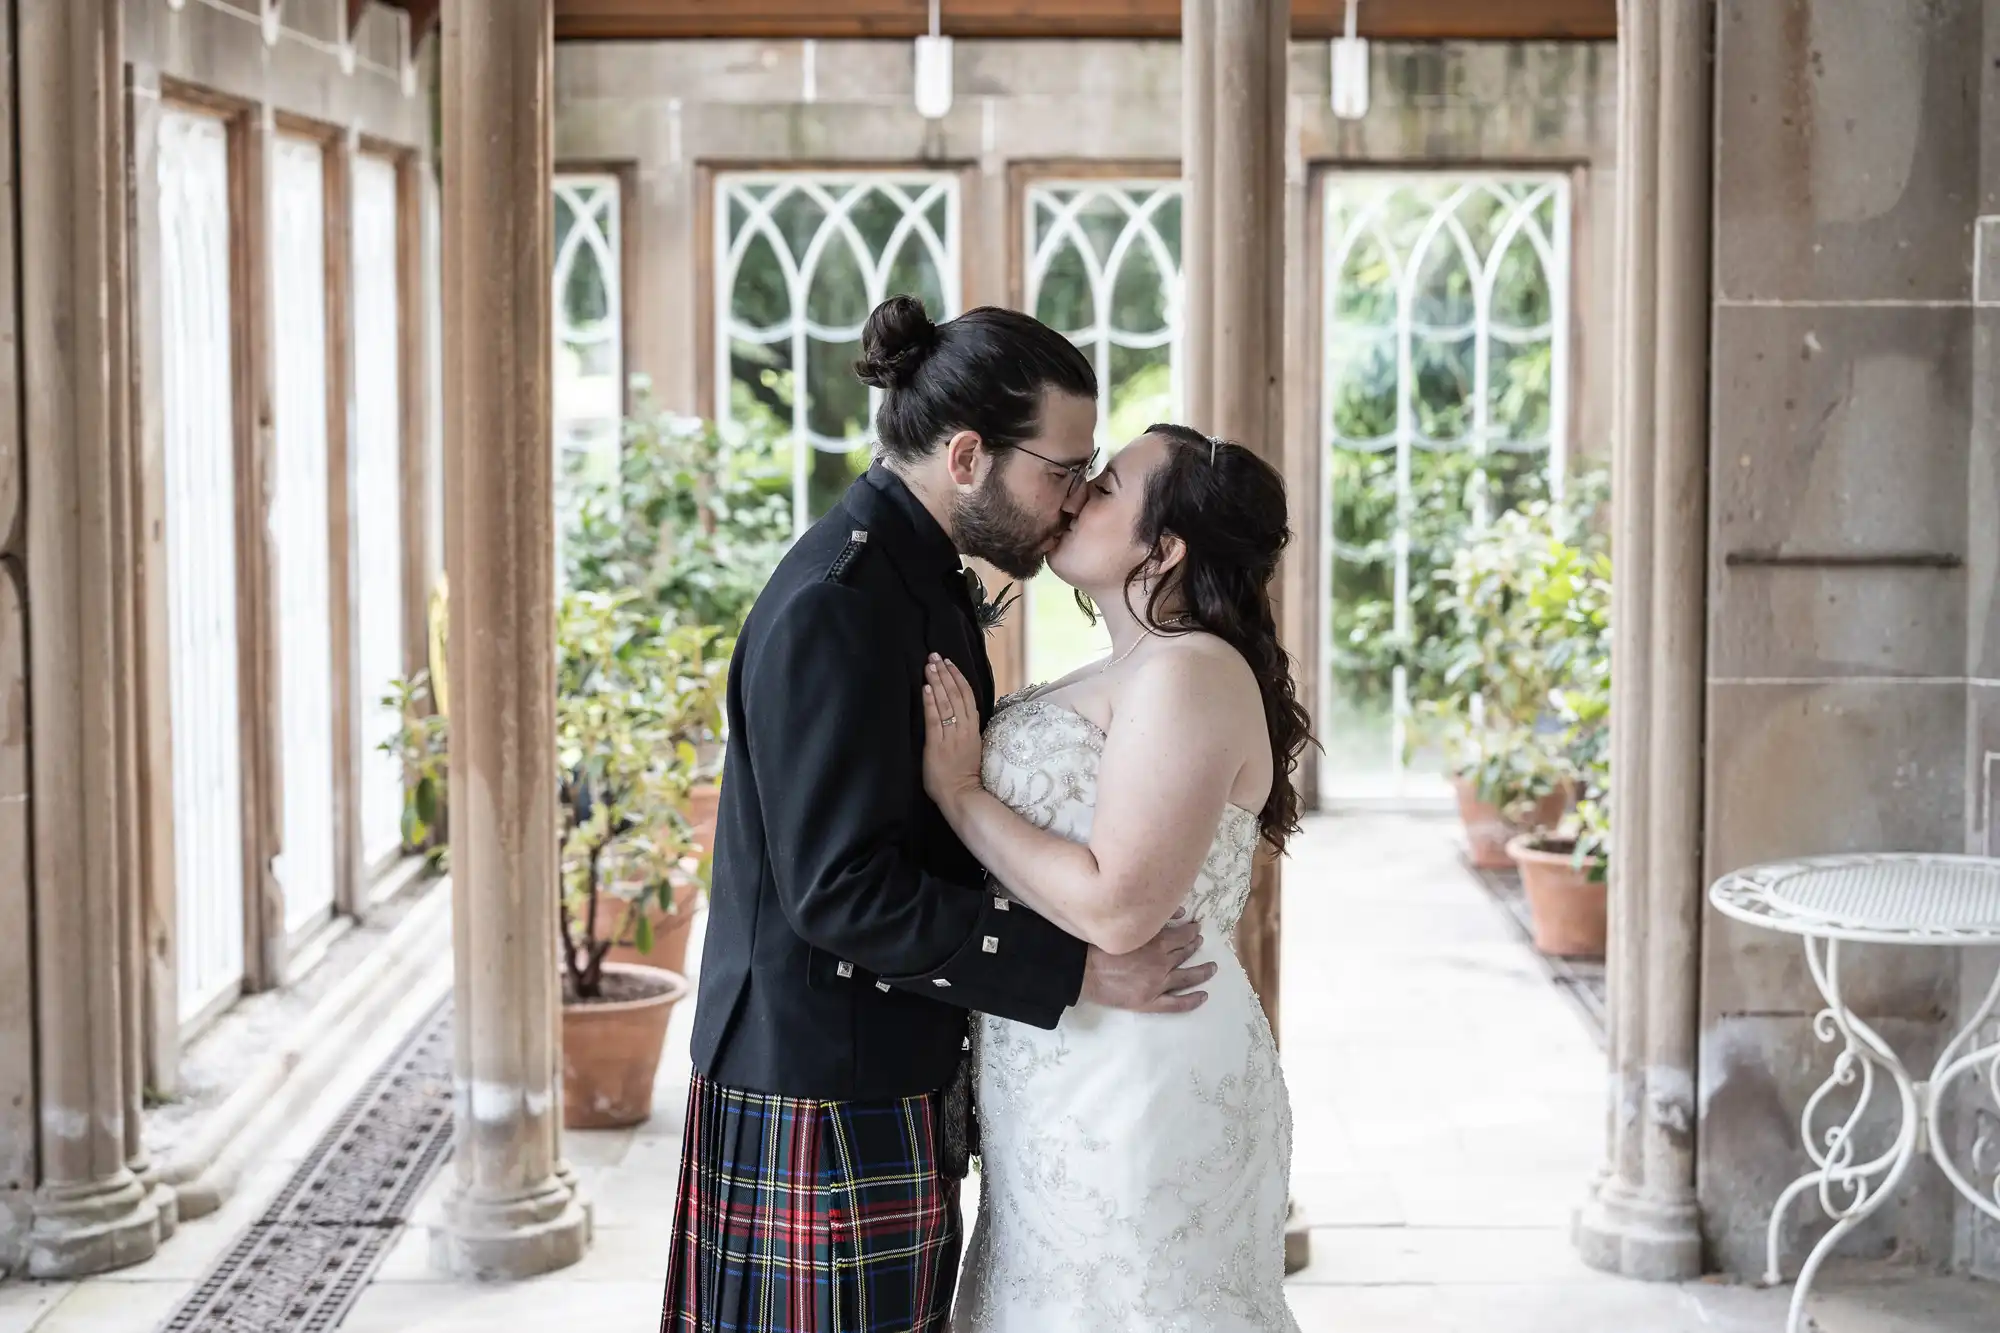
[920,424,1311,1332]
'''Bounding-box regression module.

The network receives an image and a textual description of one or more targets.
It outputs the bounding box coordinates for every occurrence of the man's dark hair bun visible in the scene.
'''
[853,298,1096,465]
[855,295,939,390]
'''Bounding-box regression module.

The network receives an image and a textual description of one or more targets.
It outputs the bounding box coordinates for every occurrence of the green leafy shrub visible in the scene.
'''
[1529,520,1612,878]
[1412,472,1609,835]
[563,382,789,634]
[555,589,729,1001]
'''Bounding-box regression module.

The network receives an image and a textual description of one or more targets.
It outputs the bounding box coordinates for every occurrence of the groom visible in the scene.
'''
[661,298,1215,1333]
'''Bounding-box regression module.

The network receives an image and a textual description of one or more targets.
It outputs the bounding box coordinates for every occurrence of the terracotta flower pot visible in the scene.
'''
[595,874,703,976]
[687,781,722,858]
[1506,833,1607,958]
[562,962,689,1129]
[1453,777,1569,871]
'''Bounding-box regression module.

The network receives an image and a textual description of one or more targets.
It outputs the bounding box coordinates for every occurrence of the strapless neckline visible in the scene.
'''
[996,695,1263,833]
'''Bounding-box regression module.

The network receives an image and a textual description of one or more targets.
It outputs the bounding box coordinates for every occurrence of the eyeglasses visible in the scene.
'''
[1013,443,1102,498]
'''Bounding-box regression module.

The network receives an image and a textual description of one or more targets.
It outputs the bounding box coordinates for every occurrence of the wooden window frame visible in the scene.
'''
[695,159,975,465]
[1003,159,1180,312]
[350,137,433,909]
[697,160,989,705]
[1304,158,1590,807]
[262,112,356,973]
[129,90,434,1091]
[131,80,272,1076]
[555,159,642,425]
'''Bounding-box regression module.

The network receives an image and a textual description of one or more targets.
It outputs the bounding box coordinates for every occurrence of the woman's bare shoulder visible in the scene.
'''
[1124,632,1260,716]
[1150,630,1255,680]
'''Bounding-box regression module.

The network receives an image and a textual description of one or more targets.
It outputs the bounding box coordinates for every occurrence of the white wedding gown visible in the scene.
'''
[953,696,1301,1333]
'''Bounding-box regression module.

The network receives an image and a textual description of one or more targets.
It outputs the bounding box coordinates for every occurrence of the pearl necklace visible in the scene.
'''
[1021,615,1197,705]
[1090,614,1196,678]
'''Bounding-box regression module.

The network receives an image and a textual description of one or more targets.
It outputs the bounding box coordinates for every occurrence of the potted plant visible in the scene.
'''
[561,386,783,886]
[382,588,721,1128]
[586,614,731,978]
[381,579,455,869]
[1507,530,1612,957]
[1414,501,1574,868]
[556,588,715,1129]
[1508,797,1608,956]
[382,671,451,871]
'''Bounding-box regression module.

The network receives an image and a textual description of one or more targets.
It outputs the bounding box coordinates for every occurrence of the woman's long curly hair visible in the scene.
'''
[1112,424,1316,851]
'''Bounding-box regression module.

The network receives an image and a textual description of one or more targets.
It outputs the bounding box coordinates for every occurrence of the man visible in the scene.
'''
[661,297,1215,1332]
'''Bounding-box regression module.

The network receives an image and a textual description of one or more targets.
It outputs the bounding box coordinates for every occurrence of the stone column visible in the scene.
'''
[103,2,151,1194]
[0,0,33,1274]
[1572,0,1709,1282]
[0,562,28,1272]
[1183,0,1307,1274]
[18,0,164,1278]
[432,0,589,1280]
[1183,0,1286,1033]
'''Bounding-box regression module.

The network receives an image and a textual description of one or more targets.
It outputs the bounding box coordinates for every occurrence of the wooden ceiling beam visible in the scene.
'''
[553,0,1617,42]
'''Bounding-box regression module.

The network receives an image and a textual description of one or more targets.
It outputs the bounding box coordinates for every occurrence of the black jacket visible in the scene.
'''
[691,467,1090,1100]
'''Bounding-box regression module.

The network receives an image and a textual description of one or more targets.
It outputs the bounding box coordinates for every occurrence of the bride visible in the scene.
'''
[919,423,1310,1333]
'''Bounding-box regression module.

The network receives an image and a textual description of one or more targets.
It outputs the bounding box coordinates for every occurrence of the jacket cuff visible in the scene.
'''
[882,891,1088,1016]
[887,973,1068,1032]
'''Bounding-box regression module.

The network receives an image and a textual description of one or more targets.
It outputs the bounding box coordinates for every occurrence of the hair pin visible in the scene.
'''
[1210,437,1219,465]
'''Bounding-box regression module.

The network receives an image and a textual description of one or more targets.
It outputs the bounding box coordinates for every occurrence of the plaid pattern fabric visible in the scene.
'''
[661,1072,960,1333]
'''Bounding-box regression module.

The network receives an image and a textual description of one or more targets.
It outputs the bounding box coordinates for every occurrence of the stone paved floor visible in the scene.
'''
[7,812,1994,1330]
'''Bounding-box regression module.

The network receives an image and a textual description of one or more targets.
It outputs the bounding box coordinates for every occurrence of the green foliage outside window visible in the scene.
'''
[563,381,791,634]
[1322,177,1568,783]
[1325,326,1556,713]
[721,178,954,529]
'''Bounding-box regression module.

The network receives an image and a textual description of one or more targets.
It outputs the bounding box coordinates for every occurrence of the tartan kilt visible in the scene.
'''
[660,1071,961,1333]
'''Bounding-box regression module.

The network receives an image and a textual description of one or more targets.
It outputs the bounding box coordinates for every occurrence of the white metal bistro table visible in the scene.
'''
[1709,854,2000,1332]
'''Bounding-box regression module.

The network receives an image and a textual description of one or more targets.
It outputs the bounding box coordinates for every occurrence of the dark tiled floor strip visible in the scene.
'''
[1470,865,1610,1046]
[158,999,455,1333]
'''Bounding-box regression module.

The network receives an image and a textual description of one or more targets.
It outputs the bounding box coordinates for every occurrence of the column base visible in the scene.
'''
[147,1182,180,1242]
[430,1174,591,1280]
[27,1171,163,1278]
[1573,1176,1702,1281]
[1283,1198,1311,1275]
[553,1157,595,1232]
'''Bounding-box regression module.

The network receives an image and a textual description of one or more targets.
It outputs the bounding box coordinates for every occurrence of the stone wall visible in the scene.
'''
[1698,0,1994,1279]
[556,36,1615,445]
[554,33,1616,730]
[1965,0,2000,1285]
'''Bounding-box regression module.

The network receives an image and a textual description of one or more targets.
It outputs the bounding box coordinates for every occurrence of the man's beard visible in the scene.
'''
[951,467,1064,580]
